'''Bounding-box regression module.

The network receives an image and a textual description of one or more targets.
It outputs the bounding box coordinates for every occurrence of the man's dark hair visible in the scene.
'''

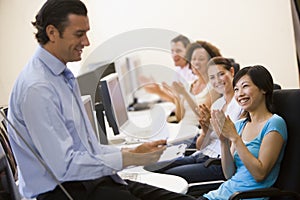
[32,0,88,45]
[171,35,191,48]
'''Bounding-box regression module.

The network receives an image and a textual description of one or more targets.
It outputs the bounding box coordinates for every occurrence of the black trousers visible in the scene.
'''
[37,176,196,200]
[197,197,208,200]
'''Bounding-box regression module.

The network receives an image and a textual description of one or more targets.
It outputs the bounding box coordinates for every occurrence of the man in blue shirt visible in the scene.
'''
[7,0,196,199]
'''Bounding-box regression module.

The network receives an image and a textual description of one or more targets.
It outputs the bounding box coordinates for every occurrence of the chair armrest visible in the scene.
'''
[229,187,300,200]
[187,180,224,198]
[204,158,221,168]
[188,180,225,188]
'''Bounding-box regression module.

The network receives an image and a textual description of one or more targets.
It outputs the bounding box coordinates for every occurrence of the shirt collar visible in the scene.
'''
[35,45,67,76]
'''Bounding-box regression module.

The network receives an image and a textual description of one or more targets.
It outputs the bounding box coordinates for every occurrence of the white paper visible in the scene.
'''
[159,144,187,162]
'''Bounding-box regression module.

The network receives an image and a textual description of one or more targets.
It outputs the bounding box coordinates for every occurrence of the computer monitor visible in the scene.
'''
[115,56,154,111]
[76,61,115,144]
[81,95,100,141]
[76,61,116,106]
[99,73,129,136]
[115,56,140,106]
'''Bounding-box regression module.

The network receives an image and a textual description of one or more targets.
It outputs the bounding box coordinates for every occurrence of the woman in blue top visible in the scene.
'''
[200,65,288,200]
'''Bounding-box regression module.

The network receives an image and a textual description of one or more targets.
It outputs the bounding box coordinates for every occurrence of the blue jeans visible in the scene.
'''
[144,153,225,183]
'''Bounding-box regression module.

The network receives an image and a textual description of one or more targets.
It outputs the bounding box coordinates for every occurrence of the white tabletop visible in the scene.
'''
[118,166,189,194]
[106,102,199,145]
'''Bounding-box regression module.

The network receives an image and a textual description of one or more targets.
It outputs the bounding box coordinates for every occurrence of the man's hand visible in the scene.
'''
[122,140,167,168]
[130,139,167,153]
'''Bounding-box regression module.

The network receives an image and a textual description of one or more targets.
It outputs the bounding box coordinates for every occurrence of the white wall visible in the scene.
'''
[0,0,298,106]
[0,1,44,106]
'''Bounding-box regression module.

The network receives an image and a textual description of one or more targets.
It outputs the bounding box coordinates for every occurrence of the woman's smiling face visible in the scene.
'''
[190,48,210,76]
[208,64,234,95]
[234,74,266,112]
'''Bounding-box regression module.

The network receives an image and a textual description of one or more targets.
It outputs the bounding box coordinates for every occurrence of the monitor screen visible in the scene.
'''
[77,61,115,144]
[114,56,141,107]
[99,73,129,135]
[81,95,99,141]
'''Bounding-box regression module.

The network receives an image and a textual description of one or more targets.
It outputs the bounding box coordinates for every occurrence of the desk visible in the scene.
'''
[106,102,199,145]
[118,166,189,194]
[104,102,198,194]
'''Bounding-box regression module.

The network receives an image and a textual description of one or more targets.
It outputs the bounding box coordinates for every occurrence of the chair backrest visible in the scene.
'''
[0,107,17,179]
[0,145,20,200]
[0,109,20,200]
[228,58,240,75]
[272,89,300,193]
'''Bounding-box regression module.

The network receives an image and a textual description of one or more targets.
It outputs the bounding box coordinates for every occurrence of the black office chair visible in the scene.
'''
[188,89,300,199]
[0,107,17,180]
[0,108,20,200]
[0,146,21,200]
[228,58,240,75]
[230,89,300,199]
[273,83,282,90]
